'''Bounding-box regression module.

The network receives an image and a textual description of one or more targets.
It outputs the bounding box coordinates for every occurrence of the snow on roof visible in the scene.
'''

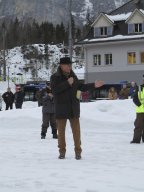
[140,9,144,15]
[106,12,132,22]
[84,34,144,43]
[106,9,144,22]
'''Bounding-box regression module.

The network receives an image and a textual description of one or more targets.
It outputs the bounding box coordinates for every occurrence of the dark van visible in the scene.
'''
[22,83,46,101]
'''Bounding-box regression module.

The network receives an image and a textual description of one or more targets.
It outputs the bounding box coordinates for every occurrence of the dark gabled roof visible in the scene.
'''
[113,21,128,36]
[75,0,144,45]
[78,20,130,41]
[110,0,144,15]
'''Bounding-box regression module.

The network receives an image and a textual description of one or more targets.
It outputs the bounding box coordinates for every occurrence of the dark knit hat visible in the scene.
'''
[59,57,72,65]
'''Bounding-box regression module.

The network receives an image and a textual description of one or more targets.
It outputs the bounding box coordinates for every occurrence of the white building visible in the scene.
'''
[77,0,144,84]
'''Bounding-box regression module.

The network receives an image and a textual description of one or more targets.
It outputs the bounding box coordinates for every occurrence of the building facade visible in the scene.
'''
[77,0,144,84]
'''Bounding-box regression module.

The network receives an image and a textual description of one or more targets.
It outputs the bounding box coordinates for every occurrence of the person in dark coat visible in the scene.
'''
[40,82,51,102]
[35,88,43,107]
[50,57,104,160]
[129,81,138,99]
[41,86,57,139]
[14,87,25,109]
[2,88,15,110]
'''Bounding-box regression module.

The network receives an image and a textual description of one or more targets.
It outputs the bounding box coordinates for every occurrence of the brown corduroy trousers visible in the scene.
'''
[56,118,82,156]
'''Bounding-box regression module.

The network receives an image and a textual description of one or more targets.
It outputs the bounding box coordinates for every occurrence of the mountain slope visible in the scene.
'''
[0,0,129,25]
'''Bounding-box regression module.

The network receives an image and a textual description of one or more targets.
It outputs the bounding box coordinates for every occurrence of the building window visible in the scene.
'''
[105,54,112,65]
[94,26,113,37]
[127,52,136,64]
[93,55,101,65]
[141,52,144,64]
[135,23,142,33]
[100,27,107,36]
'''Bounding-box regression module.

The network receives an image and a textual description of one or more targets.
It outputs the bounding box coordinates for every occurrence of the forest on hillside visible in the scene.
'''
[0,16,90,50]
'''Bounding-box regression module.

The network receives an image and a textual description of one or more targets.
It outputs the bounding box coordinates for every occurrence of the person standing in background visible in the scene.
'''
[129,81,138,99]
[119,84,129,99]
[108,87,118,100]
[14,87,25,109]
[2,88,15,110]
[41,86,57,139]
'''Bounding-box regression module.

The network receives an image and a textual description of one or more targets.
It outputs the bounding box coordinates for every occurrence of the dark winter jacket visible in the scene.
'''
[35,90,43,106]
[40,87,51,101]
[50,67,95,119]
[42,93,55,114]
[129,85,138,98]
[14,91,25,104]
[2,91,15,104]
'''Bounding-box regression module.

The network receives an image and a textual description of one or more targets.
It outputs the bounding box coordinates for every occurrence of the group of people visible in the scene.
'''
[108,81,137,100]
[1,56,144,160]
[39,57,144,160]
[0,87,25,111]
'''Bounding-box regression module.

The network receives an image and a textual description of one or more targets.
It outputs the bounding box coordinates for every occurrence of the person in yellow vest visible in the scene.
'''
[130,77,144,144]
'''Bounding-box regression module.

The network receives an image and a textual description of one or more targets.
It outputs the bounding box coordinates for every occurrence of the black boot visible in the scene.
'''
[75,154,82,160]
[58,154,65,159]
[41,132,46,139]
[130,140,140,144]
[53,134,58,139]
[142,133,144,142]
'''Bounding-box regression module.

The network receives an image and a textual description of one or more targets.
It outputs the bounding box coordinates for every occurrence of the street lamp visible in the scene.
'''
[2,23,6,81]
[68,0,73,61]
[7,63,10,88]
[16,73,23,84]
[0,57,3,80]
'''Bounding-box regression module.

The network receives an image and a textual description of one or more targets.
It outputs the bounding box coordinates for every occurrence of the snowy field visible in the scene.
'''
[0,99,144,192]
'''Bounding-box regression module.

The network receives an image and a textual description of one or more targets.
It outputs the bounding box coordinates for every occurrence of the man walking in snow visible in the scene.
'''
[50,57,104,160]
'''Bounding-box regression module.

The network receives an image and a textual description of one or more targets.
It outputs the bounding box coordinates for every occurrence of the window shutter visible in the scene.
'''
[94,27,100,37]
[142,23,144,32]
[128,24,134,34]
[107,26,113,36]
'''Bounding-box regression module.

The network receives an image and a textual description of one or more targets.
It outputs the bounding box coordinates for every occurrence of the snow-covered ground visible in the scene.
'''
[1,97,144,192]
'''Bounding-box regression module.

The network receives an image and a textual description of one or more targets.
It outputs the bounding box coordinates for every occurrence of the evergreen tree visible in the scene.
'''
[0,17,83,49]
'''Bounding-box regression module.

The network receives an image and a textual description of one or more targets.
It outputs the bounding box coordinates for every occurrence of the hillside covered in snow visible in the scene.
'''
[0,43,84,85]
